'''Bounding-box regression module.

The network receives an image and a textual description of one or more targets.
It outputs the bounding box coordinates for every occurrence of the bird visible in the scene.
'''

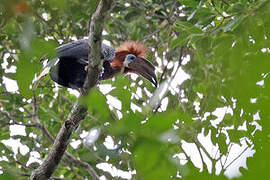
[36,39,157,90]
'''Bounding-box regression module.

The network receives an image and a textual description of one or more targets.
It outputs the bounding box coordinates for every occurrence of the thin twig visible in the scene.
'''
[194,137,215,171]
[179,143,192,162]
[208,1,224,17]
[221,0,230,6]
[142,24,168,43]
[221,143,232,169]
[197,147,208,170]
[152,46,185,112]
[224,145,249,170]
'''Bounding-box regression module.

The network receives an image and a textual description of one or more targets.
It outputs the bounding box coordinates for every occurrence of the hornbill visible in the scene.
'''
[38,39,157,89]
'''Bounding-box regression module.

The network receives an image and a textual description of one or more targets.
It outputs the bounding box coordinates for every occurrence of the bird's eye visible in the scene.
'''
[126,54,136,62]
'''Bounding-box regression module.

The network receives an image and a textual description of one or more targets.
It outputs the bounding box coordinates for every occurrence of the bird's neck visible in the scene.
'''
[110,52,126,74]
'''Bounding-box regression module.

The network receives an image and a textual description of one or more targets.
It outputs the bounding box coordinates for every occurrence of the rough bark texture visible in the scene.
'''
[31,0,114,179]
[82,0,115,93]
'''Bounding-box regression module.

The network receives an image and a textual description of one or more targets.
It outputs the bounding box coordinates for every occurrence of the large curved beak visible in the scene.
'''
[128,57,158,87]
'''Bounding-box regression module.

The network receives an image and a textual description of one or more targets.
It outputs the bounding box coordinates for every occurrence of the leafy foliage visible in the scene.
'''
[0,0,269,179]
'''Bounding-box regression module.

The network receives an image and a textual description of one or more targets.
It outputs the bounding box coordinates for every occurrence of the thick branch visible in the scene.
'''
[30,1,114,179]
[31,103,88,180]
[82,0,114,93]
[18,118,99,178]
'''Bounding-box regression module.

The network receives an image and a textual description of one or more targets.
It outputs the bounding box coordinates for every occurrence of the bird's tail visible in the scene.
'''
[33,58,59,90]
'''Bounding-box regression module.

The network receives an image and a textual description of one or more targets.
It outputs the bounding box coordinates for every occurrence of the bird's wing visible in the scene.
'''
[57,39,115,62]
[57,39,89,61]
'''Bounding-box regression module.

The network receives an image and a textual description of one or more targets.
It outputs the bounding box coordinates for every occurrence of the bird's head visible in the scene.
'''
[110,41,157,87]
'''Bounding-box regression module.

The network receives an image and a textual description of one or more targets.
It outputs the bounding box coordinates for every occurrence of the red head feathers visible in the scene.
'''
[116,41,149,58]
[110,41,157,86]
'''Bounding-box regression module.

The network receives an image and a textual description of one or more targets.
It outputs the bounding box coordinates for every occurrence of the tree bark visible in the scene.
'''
[31,0,114,179]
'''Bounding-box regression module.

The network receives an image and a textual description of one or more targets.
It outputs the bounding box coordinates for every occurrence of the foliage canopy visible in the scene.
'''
[0,0,269,179]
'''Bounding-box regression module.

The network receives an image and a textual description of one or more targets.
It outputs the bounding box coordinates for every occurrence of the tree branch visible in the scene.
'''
[30,1,114,179]
[14,117,99,179]
[82,0,114,94]
[224,145,249,170]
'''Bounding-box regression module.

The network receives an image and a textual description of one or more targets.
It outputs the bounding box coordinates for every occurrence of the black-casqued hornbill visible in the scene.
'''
[39,39,157,89]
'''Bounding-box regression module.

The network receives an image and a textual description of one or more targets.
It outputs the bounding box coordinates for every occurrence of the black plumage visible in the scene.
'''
[50,39,115,89]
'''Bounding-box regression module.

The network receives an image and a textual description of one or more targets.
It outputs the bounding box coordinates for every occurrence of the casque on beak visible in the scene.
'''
[127,57,158,87]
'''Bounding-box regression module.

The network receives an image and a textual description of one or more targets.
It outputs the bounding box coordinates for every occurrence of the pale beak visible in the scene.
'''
[127,57,158,87]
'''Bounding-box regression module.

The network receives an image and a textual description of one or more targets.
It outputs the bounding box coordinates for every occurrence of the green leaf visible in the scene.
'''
[133,139,161,171]
[48,0,68,10]
[146,111,178,132]
[81,88,111,122]
[179,0,199,7]
[217,133,227,154]
[170,34,188,49]
[222,15,245,32]
[222,114,233,126]
[133,138,177,180]
[0,161,19,180]
[89,0,99,14]
[16,54,41,98]
[107,111,144,135]
[0,131,10,140]
[31,38,57,59]
[174,21,203,34]
[110,87,131,111]
[230,3,245,13]
[227,129,246,145]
